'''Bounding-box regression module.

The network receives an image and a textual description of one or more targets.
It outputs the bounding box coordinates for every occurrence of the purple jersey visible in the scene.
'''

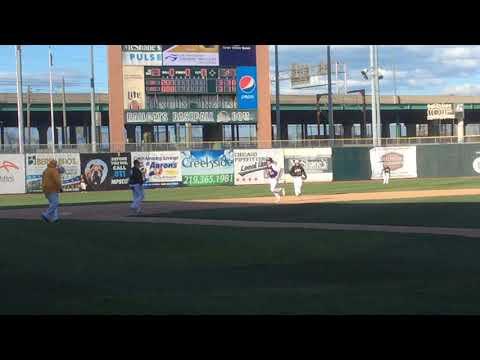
[266,164,278,178]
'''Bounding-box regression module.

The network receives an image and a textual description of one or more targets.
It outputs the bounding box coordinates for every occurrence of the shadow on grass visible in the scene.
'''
[142,201,480,229]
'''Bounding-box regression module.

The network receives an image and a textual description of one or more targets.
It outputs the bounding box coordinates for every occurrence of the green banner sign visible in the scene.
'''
[125,110,256,124]
[182,174,234,186]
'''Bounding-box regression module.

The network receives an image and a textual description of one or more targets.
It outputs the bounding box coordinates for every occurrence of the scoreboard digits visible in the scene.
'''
[145,66,237,94]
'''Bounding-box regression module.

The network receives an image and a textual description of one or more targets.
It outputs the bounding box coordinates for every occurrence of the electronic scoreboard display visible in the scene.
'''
[144,66,237,94]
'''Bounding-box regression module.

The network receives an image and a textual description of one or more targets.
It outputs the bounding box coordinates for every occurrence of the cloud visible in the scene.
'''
[442,84,480,96]
[0,69,95,91]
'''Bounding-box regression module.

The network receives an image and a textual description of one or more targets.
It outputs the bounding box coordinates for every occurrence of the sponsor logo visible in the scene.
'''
[165,54,178,62]
[182,155,233,169]
[473,157,480,174]
[0,161,19,172]
[381,152,403,171]
[27,155,78,167]
[239,75,256,94]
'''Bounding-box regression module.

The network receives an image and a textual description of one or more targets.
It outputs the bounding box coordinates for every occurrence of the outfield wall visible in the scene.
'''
[2,144,480,195]
[332,147,371,181]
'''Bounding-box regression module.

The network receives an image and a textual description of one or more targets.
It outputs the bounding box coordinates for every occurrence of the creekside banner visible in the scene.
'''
[80,153,131,191]
[0,154,26,194]
[131,151,182,188]
[26,153,81,193]
[282,148,333,183]
[181,150,234,186]
[234,149,284,185]
[370,146,417,179]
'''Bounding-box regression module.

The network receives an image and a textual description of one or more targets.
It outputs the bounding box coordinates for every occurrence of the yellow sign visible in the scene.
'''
[123,66,145,111]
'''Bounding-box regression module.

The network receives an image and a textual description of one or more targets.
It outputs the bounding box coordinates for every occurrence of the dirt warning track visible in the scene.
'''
[1,188,480,238]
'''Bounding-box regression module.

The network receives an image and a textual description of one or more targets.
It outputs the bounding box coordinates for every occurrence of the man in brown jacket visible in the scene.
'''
[41,159,62,223]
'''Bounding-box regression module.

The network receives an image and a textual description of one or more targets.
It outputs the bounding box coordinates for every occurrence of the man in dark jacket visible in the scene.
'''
[129,159,145,215]
[289,159,307,196]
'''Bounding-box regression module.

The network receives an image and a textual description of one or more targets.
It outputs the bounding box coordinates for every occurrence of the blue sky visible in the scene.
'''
[0,45,479,96]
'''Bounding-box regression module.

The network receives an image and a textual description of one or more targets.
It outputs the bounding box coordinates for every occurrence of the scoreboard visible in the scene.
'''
[145,66,237,94]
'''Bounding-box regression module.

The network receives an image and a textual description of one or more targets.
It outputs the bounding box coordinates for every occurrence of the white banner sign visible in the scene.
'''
[0,154,26,194]
[131,151,182,187]
[234,149,284,185]
[427,103,455,120]
[282,148,333,183]
[26,153,81,192]
[123,51,163,66]
[162,45,219,66]
[370,146,417,179]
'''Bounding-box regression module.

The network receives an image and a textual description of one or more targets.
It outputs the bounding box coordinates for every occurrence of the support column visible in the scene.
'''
[142,124,154,143]
[54,126,59,145]
[108,45,125,151]
[381,122,390,138]
[256,45,272,147]
[343,123,353,138]
[457,118,464,143]
[428,121,438,136]
[406,123,416,137]
[69,126,77,145]
[126,125,135,143]
[38,126,48,145]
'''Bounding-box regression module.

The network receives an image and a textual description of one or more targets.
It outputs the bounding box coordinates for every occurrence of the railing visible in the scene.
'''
[2,136,480,153]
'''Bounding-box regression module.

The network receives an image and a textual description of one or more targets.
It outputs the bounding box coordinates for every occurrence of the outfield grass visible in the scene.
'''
[1,176,480,208]
[2,218,480,314]
[144,201,480,229]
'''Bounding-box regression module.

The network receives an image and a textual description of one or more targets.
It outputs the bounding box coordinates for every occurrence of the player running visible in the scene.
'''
[265,157,285,203]
[289,159,307,196]
[128,159,145,215]
[382,163,391,185]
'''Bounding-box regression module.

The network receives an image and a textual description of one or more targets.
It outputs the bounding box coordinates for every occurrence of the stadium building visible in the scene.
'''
[2,45,480,148]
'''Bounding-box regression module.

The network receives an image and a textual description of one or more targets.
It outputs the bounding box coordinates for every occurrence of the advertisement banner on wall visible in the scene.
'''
[80,153,131,191]
[234,149,284,185]
[162,45,219,66]
[123,52,162,66]
[181,150,234,186]
[219,45,256,66]
[125,110,256,124]
[282,148,333,183]
[26,153,81,193]
[123,66,145,110]
[236,66,258,109]
[131,151,182,187]
[122,45,162,52]
[0,154,26,194]
[370,146,417,179]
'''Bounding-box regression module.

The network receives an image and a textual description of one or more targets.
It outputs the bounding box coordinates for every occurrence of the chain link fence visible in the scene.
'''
[2,136,480,154]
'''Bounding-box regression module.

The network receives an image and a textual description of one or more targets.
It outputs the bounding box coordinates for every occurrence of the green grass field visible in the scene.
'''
[2,176,480,314]
[1,176,479,208]
[3,218,480,314]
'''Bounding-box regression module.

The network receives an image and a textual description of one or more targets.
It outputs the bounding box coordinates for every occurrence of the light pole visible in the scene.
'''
[316,93,329,138]
[361,45,382,146]
[90,45,97,152]
[48,46,55,154]
[327,46,334,140]
[392,63,401,138]
[15,45,24,154]
[274,45,281,141]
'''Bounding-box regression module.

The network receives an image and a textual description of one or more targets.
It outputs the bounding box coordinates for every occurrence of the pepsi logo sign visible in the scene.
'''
[239,75,256,94]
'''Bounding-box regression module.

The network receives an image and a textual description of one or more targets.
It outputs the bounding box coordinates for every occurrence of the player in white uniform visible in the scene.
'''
[265,157,285,203]
[289,159,307,196]
[382,164,391,185]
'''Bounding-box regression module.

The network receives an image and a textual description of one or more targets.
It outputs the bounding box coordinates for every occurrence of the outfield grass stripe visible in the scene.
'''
[103,217,480,238]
